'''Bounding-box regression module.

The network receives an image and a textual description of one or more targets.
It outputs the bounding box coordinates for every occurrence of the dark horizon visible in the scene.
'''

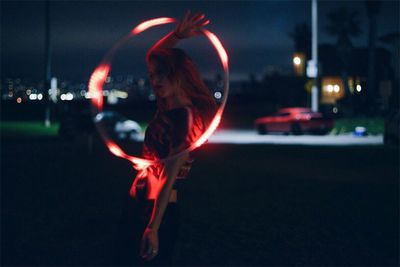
[2,0,399,82]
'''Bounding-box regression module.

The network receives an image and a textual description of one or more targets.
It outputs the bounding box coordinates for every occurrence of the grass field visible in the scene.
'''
[1,136,398,266]
[331,117,384,135]
[0,121,60,137]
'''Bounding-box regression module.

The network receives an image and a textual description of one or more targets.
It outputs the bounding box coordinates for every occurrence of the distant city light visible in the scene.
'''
[26,89,31,95]
[293,56,302,65]
[60,93,74,101]
[356,84,362,92]
[333,85,340,93]
[29,94,37,100]
[327,84,334,93]
[333,107,338,113]
[37,94,43,100]
[16,97,22,104]
[66,92,73,100]
[214,91,222,99]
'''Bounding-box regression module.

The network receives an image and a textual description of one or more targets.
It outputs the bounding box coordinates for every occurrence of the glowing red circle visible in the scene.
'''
[88,17,229,172]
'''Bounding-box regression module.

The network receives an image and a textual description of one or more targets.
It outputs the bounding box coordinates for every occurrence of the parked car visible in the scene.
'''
[94,111,142,141]
[255,107,334,135]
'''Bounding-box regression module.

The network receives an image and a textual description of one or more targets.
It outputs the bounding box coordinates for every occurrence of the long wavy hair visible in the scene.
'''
[147,48,217,127]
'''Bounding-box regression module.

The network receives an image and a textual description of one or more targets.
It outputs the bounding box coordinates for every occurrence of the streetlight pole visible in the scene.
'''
[311,0,319,112]
[44,0,52,127]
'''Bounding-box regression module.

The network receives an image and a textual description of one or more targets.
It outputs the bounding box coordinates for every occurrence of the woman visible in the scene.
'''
[114,11,217,266]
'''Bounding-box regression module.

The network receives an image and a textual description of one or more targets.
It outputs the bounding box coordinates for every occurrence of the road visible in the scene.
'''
[208,129,384,145]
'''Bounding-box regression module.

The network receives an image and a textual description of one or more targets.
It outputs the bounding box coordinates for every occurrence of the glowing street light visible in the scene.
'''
[293,53,305,76]
[293,56,302,65]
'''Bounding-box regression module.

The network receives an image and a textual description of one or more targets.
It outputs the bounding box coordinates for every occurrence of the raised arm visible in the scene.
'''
[146,11,210,58]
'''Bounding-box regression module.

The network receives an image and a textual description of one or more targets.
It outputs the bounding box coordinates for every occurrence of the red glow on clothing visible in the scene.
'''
[132,17,175,35]
[106,140,153,174]
[88,64,110,110]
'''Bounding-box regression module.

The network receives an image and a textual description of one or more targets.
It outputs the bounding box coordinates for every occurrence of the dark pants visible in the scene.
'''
[112,196,180,266]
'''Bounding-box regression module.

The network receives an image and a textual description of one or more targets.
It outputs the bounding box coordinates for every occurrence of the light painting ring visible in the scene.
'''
[88,17,229,172]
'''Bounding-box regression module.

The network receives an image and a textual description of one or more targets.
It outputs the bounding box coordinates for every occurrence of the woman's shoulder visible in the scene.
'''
[163,105,195,122]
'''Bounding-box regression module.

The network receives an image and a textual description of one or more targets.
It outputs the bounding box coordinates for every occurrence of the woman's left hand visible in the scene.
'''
[140,227,159,261]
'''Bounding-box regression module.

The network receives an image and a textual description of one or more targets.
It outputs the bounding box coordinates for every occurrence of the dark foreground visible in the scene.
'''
[1,136,399,266]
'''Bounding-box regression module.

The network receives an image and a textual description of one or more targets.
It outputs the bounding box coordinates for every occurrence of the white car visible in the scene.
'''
[94,111,142,141]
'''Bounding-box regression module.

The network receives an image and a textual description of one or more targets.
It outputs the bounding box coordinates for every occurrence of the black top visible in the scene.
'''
[143,106,204,188]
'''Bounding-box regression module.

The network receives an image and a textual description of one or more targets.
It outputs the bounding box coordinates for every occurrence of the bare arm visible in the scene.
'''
[147,149,189,231]
[146,10,209,59]
[139,147,189,261]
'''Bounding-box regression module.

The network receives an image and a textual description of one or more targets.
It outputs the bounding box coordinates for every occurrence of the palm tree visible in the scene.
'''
[289,22,312,59]
[325,6,362,106]
[365,0,383,112]
[379,32,400,110]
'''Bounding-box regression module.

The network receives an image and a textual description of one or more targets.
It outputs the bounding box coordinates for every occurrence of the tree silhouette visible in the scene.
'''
[365,0,383,112]
[288,22,311,59]
[325,6,362,106]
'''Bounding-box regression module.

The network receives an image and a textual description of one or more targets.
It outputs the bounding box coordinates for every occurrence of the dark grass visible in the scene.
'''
[0,121,60,137]
[1,136,399,266]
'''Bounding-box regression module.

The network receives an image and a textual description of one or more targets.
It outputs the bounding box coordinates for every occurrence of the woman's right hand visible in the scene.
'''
[175,10,209,39]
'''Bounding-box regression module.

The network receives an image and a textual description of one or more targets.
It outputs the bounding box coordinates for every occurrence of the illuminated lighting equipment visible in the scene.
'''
[333,85,340,93]
[60,93,74,101]
[29,94,38,100]
[37,94,43,100]
[26,89,31,95]
[321,77,345,104]
[293,56,301,65]
[293,52,305,76]
[65,93,74,101]
[333,107,338,113]
[88,17,229,171]
[16,97,22,104]
[214,91,222,99]
[356,84,362,92]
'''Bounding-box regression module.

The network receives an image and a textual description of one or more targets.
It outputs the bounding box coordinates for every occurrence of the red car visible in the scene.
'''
[255,107,334,135]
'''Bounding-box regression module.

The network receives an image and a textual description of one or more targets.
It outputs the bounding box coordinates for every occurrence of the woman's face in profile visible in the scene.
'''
[148,60,176,99]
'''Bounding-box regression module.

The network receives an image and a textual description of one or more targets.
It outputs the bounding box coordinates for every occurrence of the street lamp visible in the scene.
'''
[293,52,306,76]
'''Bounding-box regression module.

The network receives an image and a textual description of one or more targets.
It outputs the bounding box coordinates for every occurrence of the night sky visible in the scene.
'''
[1,0,399,82]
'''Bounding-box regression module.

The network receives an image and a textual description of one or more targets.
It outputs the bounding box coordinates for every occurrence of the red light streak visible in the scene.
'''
[203,30,228,70]
[88,64,110,110]
[89,18,229,172]
[193,113,222,148]
[106,141,127,158]
[132,17,175,35]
